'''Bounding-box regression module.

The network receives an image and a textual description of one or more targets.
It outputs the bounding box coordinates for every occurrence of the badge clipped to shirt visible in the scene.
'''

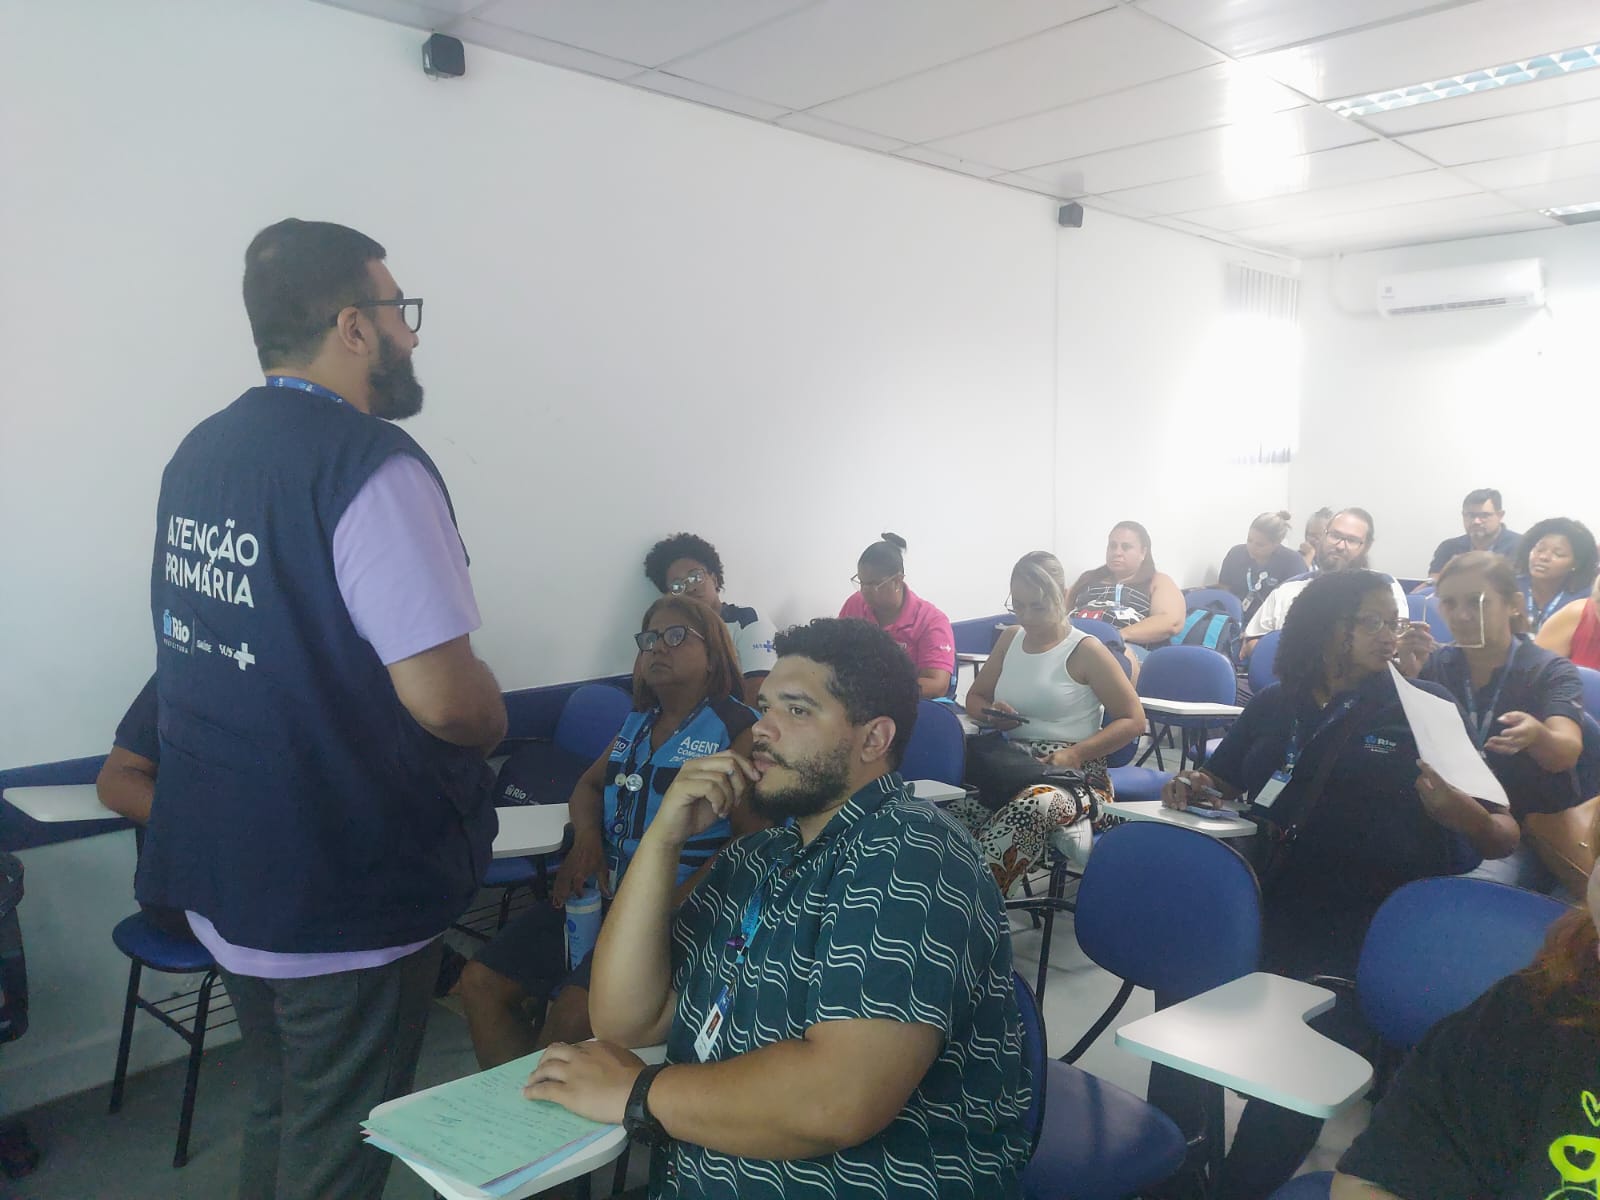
[614,772,644,793]
[1255,768,1290,809]
[693,986,732,1062]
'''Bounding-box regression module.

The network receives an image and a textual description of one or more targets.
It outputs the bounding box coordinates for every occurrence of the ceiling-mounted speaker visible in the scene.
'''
[1057,202,1084,229]
[423,34,466,79]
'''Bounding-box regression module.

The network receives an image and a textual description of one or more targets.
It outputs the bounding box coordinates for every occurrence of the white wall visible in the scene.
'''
[1294,223,1600,579]
[1057,216,1295,588]
[0,0,1297,1116]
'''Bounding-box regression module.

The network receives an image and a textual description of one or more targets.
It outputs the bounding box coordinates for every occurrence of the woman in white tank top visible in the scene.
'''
[954,552,1146,895]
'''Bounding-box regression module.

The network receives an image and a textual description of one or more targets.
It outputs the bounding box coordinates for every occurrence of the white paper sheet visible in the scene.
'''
[1388,664,1510,809]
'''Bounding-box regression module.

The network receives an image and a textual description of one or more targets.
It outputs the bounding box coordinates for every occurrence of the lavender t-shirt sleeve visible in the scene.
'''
[332,454,481,666]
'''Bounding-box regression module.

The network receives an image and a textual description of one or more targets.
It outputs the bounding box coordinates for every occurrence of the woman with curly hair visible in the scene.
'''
[1161,569,1519,1199]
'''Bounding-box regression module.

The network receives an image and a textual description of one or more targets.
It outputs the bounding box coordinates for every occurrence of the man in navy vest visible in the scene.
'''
[138,219,507,1200]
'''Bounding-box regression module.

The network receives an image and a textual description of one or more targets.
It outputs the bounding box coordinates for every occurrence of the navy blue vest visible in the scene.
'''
[135,386,495,953]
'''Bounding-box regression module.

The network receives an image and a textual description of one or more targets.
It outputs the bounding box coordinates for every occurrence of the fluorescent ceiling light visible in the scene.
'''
[1326,44,1600,118]
[1542,200,1600,225]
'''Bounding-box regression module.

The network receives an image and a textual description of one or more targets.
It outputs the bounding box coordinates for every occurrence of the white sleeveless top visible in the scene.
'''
[992,625,1105,744]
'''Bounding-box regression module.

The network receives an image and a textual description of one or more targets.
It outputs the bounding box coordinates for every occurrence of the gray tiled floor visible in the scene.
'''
[6,914,1363,1199]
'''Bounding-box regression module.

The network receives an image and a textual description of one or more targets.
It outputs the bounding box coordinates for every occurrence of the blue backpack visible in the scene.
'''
[1172,604,1242,666]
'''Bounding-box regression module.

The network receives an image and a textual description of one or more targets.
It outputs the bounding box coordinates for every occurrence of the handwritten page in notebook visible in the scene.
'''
[363,1050,611,1189]
[1387,664,1510,809]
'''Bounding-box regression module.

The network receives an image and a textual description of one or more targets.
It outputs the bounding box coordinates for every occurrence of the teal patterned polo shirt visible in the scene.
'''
[655,772,1032,1199]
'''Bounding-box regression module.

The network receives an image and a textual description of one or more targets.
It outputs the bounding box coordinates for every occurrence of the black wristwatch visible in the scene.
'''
[623,1063,671,1148]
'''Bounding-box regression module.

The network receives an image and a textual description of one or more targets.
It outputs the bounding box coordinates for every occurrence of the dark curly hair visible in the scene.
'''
[1515,518,1599,595]
[1275,570,1396,700]
[642,533,724,593]
[773,618,920,768]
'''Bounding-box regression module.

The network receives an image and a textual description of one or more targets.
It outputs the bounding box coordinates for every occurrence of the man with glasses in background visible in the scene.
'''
[1244,507,1410,648]
[138,219,506,1200]
[1424,487,1520,584]
[643,532,778,702]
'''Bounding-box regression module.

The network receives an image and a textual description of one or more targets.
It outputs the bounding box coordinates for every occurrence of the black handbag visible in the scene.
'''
[964,732,1090,814]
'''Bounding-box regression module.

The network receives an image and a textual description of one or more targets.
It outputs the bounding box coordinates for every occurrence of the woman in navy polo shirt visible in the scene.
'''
[1161,570,1519,1200]
[1397,551,1593,896]
[459,597,760,1068]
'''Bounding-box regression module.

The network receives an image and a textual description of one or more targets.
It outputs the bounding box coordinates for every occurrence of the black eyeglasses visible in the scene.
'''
[667,570,707,596]
[328,297,424,333]
[634,625,706,653]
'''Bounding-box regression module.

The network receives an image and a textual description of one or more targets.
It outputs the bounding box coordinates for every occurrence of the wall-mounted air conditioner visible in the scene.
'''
[1376,259,1545,317]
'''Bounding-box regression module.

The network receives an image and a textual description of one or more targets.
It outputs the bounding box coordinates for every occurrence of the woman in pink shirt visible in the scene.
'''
[839,532,956,700]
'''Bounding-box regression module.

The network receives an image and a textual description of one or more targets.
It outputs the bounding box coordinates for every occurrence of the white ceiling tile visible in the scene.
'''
[1238,192,1520,245]
[313,0,479,29]
[1499,173,1600,209]
[806,8,1221,145]
[1075,193,1158,218]
[773,112,906,153]
[1184,170,1483,231]
[1103,139,1435,215]
[470,0,812,68]
[1360,60,1600,136]
[1133,0,1455,59]
[926,60,1320,171]
[894,146,1007,179]
[448,17,645,77]
[1454,140,1600,189]
[1006,104,1375,194]
[1270,210,1558,256]
[627,72,790,120]
[660,0,1113,112]
[1398,97,1600,164]
[1248,0,1600,103]
[995,172,1077,199]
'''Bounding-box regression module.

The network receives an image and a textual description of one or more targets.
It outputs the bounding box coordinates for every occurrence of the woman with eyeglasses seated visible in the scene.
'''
[1159,569,1519,1200]
[1067,520,1185,661]
[956,552,1144,892]
[458,596,761,1069]
[1512,517,1598,636]
[1218,511,1304,625]
[838,532,956,701]
[1330,807,1600,1200]
[1395,551,1593,897]
[644,532,778,703]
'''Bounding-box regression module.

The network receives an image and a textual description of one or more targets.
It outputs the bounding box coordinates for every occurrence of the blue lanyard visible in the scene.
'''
[1459,640,1522,750]
[1245,567,1266,594]
[1283,693,1362,773]
[727,857,789,967]
[264,375,346,405]
[1527,589,1568,631]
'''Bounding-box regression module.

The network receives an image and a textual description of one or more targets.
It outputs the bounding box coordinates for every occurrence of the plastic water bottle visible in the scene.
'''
[564,883,603,970]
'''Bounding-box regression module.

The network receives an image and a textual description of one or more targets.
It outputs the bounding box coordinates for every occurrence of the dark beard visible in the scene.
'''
[749,741,852,822]
[368,331,424,420]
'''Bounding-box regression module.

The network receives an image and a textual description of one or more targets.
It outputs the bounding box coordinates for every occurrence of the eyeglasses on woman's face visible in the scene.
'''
[667,569,707,596]
[853,573,901,593]
[634,625,706,653]
[1348,614,1406,637]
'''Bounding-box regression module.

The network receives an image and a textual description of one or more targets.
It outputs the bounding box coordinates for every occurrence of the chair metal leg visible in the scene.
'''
[611,1142,632,1195]
[173,969,217,1168]
[1034,900,1056,1002]
[109,959,143,1114]
[497,885,516,931]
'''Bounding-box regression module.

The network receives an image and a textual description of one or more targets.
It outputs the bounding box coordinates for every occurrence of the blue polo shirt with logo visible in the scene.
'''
[658,773,1032,1200]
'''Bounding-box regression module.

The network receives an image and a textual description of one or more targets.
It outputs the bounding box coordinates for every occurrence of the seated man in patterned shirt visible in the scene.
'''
[524,618,1033,1200]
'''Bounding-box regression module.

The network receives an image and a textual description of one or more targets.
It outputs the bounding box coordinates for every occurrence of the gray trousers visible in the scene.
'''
[220,939,442,1200]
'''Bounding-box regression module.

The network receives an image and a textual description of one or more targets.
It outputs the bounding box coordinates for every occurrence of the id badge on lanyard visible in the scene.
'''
[694,987,733,1062]
[1256,695,1358,809]
[696,858,785,1061]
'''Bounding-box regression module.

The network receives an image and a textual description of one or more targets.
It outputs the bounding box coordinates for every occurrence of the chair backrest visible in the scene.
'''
[553,683,635,762]
[1184,587,1245,625]
[1074,821,1261,1003]
[952,614,1013,655]
[1011,970,1047,1156]
[1135,645,1237,705]
[1577,665,1600,717]
[1247,630,1281,692]
[1406,592,1454,643]
[1070,615,1125,652]
[900,698,965,786]
[1356,876,1569,1051]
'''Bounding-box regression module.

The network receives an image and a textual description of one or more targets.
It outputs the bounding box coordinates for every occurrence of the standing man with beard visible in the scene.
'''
[523,618,1032,1200]
[138,220,506,1200]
